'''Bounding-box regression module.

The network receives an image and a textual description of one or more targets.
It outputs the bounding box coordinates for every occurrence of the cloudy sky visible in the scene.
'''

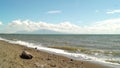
[0,0,120,34]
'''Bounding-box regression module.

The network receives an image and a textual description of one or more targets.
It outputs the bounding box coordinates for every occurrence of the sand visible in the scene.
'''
[0,40,110,68]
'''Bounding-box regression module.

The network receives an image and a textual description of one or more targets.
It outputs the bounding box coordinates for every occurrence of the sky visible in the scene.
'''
[1,0,120,34]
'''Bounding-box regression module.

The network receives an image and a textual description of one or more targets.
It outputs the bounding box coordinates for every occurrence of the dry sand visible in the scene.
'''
[0,40,110,68]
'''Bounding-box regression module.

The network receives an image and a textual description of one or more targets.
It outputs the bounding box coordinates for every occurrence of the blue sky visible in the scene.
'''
[1,0,120,34]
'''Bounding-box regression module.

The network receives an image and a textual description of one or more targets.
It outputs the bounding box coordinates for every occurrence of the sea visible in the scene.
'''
[0,34,120,68]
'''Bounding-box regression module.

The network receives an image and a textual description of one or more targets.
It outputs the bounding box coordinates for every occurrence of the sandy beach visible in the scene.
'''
[0,40,110,68]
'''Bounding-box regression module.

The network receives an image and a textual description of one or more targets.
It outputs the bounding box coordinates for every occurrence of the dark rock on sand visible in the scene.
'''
[20,51,33,59]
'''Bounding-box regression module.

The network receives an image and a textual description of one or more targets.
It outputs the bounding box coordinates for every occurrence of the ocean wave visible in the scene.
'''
[49,46,120,57]
[105,59,120,64]
[0,37,119,67]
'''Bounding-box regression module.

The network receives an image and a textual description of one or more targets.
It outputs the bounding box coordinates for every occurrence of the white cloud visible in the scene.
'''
[1,18,120,34]
[7,20,81,33]
[85,18,120,34]
[0,21,2,25]
[106,9,120,14]
[47,10,62,14]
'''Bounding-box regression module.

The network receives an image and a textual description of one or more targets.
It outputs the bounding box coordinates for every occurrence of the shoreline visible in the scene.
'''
[0,40,111,68]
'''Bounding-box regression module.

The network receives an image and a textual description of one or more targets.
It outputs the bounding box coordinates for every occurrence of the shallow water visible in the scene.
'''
[0,34,120,68]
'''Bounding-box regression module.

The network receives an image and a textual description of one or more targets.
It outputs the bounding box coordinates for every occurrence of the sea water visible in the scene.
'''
[0,34,120,68]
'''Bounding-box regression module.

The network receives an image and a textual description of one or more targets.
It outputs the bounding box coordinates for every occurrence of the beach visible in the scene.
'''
[1,0,120,67]
[0,40,110,68]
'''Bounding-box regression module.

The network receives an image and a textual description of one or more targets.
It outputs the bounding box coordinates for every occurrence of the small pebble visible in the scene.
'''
[35,47,37,50]
[46,58,51,60]
[50,64,56,67]
[70,59,73,61]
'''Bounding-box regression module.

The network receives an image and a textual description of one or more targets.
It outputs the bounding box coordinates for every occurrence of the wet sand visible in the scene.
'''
[0,40,110,68]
